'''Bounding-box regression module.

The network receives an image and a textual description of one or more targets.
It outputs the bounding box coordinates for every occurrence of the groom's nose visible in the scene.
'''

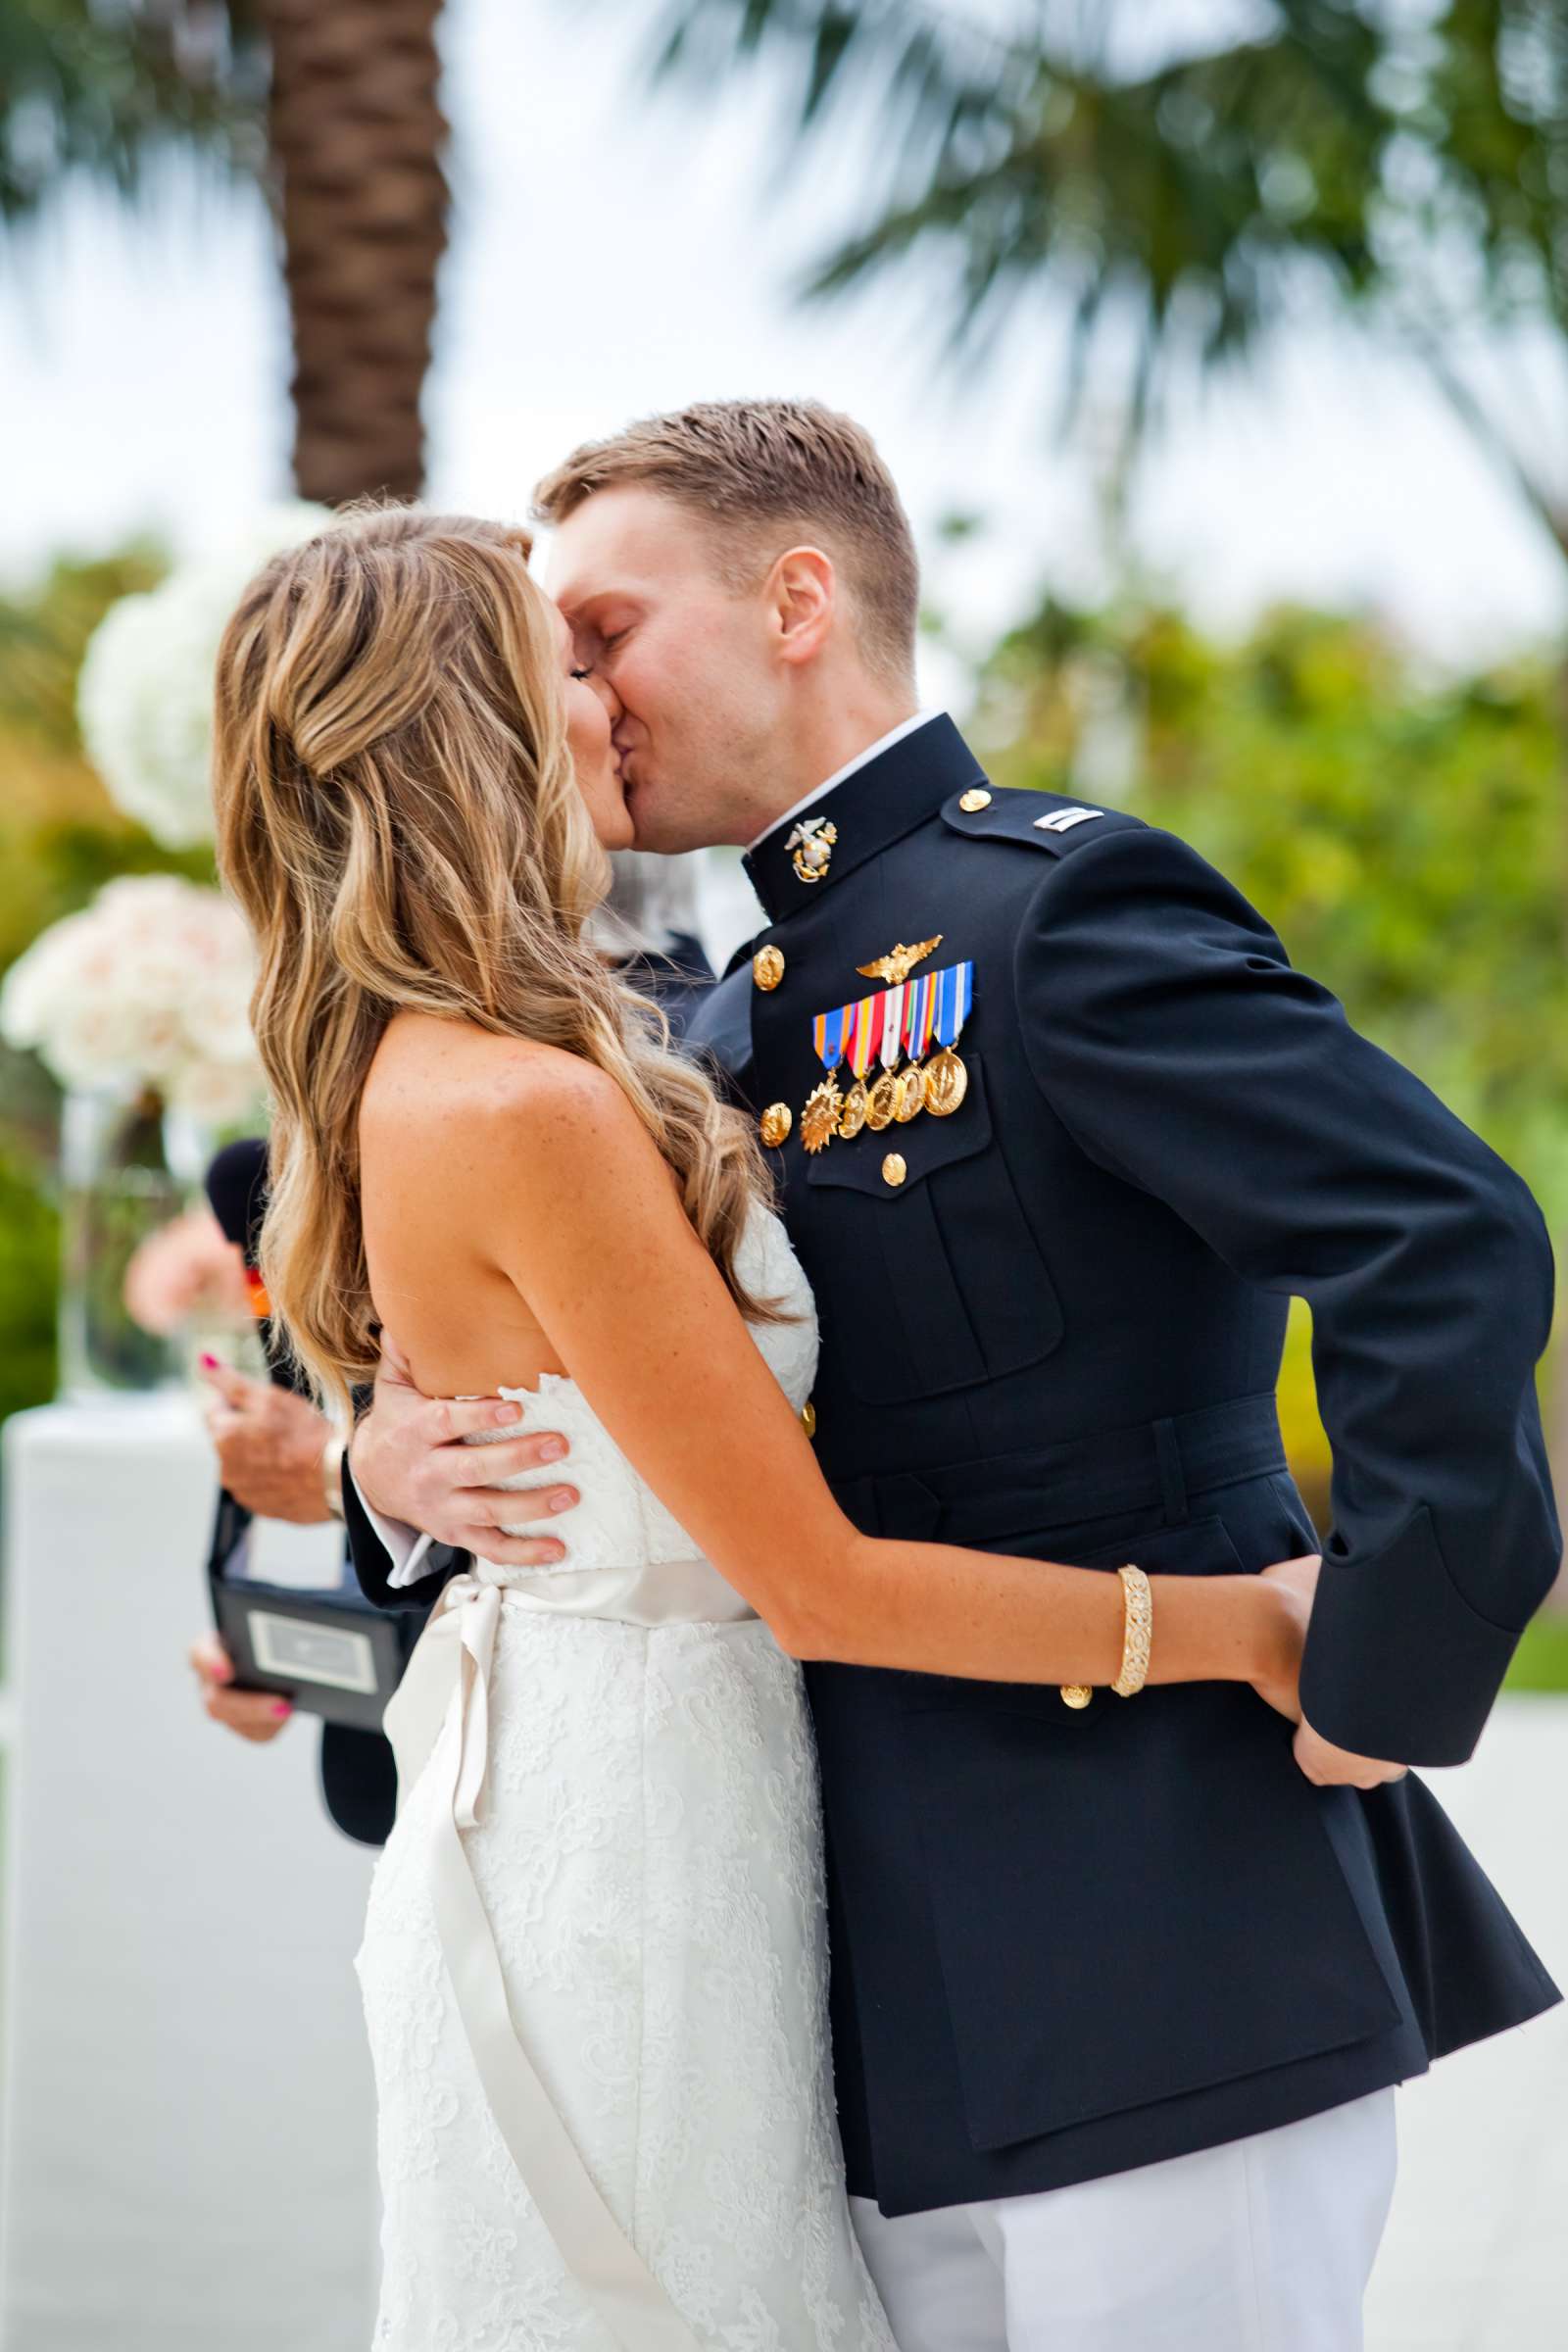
[589,670,618,714]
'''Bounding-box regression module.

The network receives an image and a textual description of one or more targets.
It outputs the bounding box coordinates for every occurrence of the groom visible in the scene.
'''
[343,401,1560,2345]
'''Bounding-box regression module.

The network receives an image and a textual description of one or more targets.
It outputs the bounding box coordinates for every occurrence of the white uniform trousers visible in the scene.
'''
[849,2087,1396,2352]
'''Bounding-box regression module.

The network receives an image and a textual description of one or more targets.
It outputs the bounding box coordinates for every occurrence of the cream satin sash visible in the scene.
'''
[382,1575,706,2352]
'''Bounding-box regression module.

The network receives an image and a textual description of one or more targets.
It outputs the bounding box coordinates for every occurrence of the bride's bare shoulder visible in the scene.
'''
[362,1014,654,1181]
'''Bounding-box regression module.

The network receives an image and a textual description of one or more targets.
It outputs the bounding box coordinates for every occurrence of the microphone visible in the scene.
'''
[204,1135,306,1394]
[205,1136,270,1264]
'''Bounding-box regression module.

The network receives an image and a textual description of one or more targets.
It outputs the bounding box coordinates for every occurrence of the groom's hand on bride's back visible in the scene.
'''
[1254,1551,1408,1791]
[350,1334,580,1563]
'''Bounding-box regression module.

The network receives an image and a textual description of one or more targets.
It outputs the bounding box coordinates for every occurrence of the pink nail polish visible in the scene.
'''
[540,1438,567,1462]
[271,1700,292,1718]
[549,1490,575,1513]
[199,1352,220,1371]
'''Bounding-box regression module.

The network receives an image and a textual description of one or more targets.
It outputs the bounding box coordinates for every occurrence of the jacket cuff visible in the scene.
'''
[342,1455,445,1610]
[1298,1504,1523,1766]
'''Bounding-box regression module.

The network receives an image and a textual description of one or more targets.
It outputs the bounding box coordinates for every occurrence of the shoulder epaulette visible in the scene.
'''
[940,786,1146,857]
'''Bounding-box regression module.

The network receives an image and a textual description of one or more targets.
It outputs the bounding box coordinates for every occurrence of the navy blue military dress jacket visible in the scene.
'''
[347,721,1560,2213]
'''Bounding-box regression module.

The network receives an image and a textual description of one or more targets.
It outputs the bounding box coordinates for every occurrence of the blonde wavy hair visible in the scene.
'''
[212,504,778,1422]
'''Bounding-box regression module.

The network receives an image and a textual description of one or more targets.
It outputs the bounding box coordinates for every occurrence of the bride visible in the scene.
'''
[212,505,1317,2351]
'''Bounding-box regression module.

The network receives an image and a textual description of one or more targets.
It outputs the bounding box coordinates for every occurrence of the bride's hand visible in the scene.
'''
[1291,1720,1408,1790]
[1250,1551,1409,1788]
[1250,1551,1320,1722]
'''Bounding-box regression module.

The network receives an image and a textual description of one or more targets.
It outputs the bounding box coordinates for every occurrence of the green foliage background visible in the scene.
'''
[967,590,1568,1544]
[0,546,212,1421]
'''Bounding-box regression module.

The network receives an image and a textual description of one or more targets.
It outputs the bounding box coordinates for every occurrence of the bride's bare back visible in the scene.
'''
[359,1011,583,1399]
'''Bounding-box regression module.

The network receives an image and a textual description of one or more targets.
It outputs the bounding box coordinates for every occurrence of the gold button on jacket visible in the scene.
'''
[753,945,785,992]
[760,1103,792,1148]
[881,1152,907,1188]
[958,788,993,812]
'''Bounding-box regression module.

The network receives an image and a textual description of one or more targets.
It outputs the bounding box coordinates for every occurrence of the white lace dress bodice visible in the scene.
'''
[466,1200,820,1619]
[355,1206,897,2352]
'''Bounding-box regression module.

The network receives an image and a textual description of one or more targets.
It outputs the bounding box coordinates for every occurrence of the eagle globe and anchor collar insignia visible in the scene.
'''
[740,714,987,922]
[785,815,837,885]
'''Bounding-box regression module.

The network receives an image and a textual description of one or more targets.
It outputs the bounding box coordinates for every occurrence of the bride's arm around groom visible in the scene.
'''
[353,1029,1320,1713]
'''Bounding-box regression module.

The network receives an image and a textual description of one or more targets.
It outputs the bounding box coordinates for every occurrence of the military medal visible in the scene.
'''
[804,1004,849,1152]
[807,962,977,1151]
[866,983,906,1131]
[837,996,877,1139]
[786,815,837,885]
[894,971,938,1123]
[922,961,973,1116]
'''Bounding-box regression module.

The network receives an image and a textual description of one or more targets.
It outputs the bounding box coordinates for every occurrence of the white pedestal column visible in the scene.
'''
[0,1397,379,2352]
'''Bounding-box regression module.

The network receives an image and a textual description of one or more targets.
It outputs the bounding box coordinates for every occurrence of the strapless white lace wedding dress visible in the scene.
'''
[355,1204,898,2352]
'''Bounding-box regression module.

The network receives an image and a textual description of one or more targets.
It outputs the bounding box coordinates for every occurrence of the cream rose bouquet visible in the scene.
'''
[0,874,267,1125]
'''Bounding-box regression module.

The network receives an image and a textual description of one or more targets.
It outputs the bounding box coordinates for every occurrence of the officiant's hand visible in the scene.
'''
[198,1357,337,1524]
[350,1332,579,1563]
[188,1632,294,1743]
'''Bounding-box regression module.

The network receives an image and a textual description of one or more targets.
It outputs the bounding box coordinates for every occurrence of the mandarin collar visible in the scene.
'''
[741,714,986,925]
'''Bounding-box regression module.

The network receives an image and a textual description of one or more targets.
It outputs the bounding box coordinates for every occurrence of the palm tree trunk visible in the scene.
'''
[257,0,449,505]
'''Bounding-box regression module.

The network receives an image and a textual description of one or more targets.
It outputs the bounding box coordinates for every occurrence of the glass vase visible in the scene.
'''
[57,1085,214,1403]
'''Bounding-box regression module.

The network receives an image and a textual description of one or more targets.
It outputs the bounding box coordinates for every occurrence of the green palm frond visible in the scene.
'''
[1425,0,1568,331]
[643,0,1396,435]
[641,0,1568,553]
[0,0,268,224]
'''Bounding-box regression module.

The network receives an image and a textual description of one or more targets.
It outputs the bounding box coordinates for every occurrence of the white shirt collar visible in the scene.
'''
[747,711,945,854]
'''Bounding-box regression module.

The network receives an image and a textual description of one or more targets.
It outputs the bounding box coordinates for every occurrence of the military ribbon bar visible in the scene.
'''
[932,961,973,1050]
[877,982,907,1069]
[902,972,938,1063]
[843,996,879,1082]
[811,1004,848,1073]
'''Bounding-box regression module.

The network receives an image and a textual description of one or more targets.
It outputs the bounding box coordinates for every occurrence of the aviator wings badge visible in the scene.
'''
[857,935,943,990]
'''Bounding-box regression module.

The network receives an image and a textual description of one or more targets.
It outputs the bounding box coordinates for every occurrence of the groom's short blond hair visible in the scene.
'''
[532,400,919,686]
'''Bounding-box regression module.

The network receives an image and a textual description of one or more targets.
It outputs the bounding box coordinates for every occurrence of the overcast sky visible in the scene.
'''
[4,0,1565,690]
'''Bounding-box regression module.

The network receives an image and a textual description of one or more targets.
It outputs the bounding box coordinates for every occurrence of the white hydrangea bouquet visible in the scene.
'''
[76,502,330,847]
[0,874,266,1125]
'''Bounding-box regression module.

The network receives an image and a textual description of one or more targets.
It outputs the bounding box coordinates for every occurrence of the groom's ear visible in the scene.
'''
[769,546,836,669]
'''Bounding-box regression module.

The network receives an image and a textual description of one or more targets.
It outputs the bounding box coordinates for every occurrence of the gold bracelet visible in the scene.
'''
[1058,1561,1152,1709]
[320,1434,347,1522]
[1110,1562,1152,1697]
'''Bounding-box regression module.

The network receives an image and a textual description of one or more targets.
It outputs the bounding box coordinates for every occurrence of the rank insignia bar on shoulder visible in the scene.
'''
[807,961,975,1152]
[1033,806,1104,835]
